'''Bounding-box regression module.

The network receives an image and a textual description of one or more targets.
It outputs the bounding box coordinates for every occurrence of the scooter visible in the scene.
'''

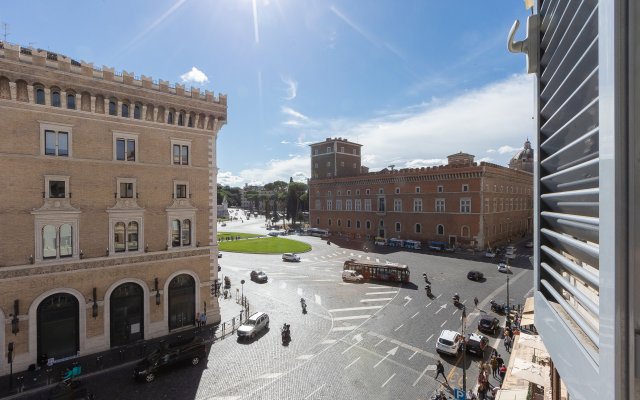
[423,273,430,284]
[490,300,506,314]
[281,324,291,345]
[301,298,307,314]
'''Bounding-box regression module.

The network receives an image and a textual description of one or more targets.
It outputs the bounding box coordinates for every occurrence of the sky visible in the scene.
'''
[1,1,535,187]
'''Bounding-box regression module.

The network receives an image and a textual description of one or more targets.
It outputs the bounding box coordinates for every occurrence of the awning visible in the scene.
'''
[523,297,534,314]
[494,388,529,400]
[510,359,548,386]
[517,332,548,353]
[520,314,535,326]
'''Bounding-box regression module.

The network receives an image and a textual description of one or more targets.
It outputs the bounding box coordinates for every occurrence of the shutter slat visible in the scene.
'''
[541,245,599,289]
[540,262,599,316]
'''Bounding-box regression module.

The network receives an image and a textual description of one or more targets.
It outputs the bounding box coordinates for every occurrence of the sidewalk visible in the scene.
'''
[0,297,248,399]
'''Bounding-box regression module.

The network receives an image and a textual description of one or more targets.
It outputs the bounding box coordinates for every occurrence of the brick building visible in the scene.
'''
[0,42,226,373]
[309,138,533,250]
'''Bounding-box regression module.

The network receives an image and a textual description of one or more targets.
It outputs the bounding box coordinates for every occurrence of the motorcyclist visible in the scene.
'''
[425,284,431,296]
[453,293,460,302]
[422,272,429,283]
[300,298,307,313]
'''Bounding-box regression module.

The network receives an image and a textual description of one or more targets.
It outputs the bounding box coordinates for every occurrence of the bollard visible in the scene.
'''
[222,322,226,338]
[231,318,235,333]
[96,355,104,370]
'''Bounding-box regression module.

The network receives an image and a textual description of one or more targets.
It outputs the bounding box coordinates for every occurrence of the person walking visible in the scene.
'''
[474,296,479,308]
[195,312,200,327]
[504,335,512,352]
[435,360,449,385]
[490,355,498,377]
[499,363,507,383]
[200,312,206,327]
[496,354,504,370]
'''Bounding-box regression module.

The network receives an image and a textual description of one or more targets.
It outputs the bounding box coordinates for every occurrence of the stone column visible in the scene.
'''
[44,88,51,106]
[27,85,34,104]
[90,96,96,113]
[9,82,17,100]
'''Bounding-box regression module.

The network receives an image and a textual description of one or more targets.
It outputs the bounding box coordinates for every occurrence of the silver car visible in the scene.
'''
[237,312,269,340]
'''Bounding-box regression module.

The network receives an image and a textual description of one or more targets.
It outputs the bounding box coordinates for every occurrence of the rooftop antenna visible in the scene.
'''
[1,22,9,42]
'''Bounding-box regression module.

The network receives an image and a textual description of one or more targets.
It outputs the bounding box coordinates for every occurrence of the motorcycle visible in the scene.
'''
[425,285,432,297]
[452,294,460,307]
[490,300,506,314]
[301,298,307,314]
[281,323,291,345]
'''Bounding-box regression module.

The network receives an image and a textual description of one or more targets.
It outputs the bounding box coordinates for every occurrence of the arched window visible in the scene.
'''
[156,106,165,122]
[415,223,422,233]
[328,219,332,226]
[109,99,117,116]
[145,104,154,121]
[337,219,342,227]
[171,219,181,247]
[167,109,175,124]
[316,218,320,225]
[395,222,401,232]
[114,222,126,252]
[66,92,76,109]
[127,221,139,250]
[461,225,470,238]
[35,85,45,104]
[59,224,72,257]
[356,220,361,229]
[81,92,91,111]
[366,220,371,229]
[42,225,57,259]
[51,88,61,107]
[379,220,384,227]
[0,76,10,100]
[347,220,351,228]
[188,112,195,127]
[95,95,105,113]
[16,80,28,102]
[181,219,191,246]
[134,103,142,119]
[198,113,205,129]
[437,224,444,235]
[178,111,185,126]
[121,102,129,118]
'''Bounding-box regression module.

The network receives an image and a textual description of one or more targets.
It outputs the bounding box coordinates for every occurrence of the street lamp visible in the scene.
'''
[461,305,467,394]
[240,279,245,307]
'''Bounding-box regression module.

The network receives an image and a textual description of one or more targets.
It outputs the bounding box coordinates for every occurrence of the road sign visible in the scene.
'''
[453,388,466,400]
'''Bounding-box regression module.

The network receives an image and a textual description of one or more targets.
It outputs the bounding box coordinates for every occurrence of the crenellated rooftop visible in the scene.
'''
[0,41,226,106]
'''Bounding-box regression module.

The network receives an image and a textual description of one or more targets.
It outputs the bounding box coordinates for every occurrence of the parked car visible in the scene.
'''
[282,253,301,262]
[436,330,463,356]
[484,250,496,258]
[237,312,269,340]
[478,316,500,335]
[497,262,509,273]
[464,333,489,356]
[250,270,268,283]
[133,336,206,383]
[342,270,364,283]
[221,223,227,227]
[467,270,484,281]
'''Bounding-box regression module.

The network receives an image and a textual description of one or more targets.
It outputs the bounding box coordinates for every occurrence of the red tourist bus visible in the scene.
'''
[343,259,410,283]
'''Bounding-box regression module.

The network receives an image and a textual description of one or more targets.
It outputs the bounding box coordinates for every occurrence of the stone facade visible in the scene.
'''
[0,42,226,374]
[309,140,533,250]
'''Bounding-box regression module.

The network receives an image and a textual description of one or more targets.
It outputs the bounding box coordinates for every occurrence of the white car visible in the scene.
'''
[342,270,364,283]
[497,262,509,273]
[436,329,463,355]
[282,253,301,262]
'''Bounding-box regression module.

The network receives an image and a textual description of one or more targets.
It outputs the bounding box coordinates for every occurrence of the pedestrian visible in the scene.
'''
[496,354,504,369]
[490,355,498,377]
[435,360,448,384]
[200,312,207,327]
[474,296,479,307]
[499,364,507,382]
[195,312,200,327]
[504,335,512,352]
[467,389,478,400]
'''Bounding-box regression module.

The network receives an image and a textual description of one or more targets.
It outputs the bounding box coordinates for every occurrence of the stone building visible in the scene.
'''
[308,139,533,250]
[0,42,226,373]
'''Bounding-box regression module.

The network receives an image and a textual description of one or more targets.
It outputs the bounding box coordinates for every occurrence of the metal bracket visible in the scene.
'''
[507,14,540,74]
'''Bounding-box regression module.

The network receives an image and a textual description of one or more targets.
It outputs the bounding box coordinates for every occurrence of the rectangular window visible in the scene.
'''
[436,199,445,213]
[346,199,352,211]
[326,200,332,211]
[493,199,498,212]
[120,182,134,198]
[314,149,318,155]
[340,146,344,152]
[326,161,331,167]
[44,130,69,156]
[394,199,402,212]
[413,199,423,212]
[437,185,444,193]
[460,198,471,213]
[378,198,385,212]
[315,199,321,210]
[176,184,187,198]
[49,180,66,198]
[116,138,136,161]
[327,146,332,153]
[355,199,362,211]
[364,199,371,211]
[173,144,189,165]
[336,200,342,211]
[352,149,357,155]
[485,199,490,213]
[462,184,469,192]
[340,161,344,167]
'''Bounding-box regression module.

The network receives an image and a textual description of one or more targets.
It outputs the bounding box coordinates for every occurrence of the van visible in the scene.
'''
[342,270,364,283]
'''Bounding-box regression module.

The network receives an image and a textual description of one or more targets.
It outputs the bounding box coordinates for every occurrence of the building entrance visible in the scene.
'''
[110,282,144,347]
[168,274,195,330]
[37,293,79,360]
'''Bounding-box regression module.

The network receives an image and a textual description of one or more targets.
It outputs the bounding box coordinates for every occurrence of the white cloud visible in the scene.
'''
[282,77,297,100]
[220,156,309,186]
[180,67,209,84]
[497,145,519,154]
[404,158,447,168]
[281,106,309,121]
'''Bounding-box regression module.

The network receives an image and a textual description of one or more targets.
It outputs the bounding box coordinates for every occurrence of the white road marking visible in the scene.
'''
[304,384,326,399]
[408,350,418,360]
[367,286,390,290]
[314,294,322,305]
[412,365,436,387]
[366,256,371,260]
[440,320,447,328]
[297,288,303,296]
[297,354,314,360]
[374,346,398,368]
[375,338,385,347]
[381,373,396,388]
[394,324,404,331]
[436,294,442,299]
[360,298,393,303]
[341,334,363,354]
[425,303,432,309]
[404,296,412,306]
[344,357,360,370]
[375,258,380,262]
[426,334,434,343]
[365,291,398,295]
[435,304,447,314]
[321,339,337,345]
[328,306,383,312]
[258,373,283,379]
[453,309,459,315]
[411,312,420,319]
[311,279,332,282]
[333,315,371,321]
[331,326,357,332]
[279,282,287,289]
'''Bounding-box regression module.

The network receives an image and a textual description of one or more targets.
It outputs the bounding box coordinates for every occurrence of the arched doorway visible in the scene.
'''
[110,282,144,347]
[168,274,195,330]
[37,293,79,360]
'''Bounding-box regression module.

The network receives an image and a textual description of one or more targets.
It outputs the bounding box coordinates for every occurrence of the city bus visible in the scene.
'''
[306,228,329,237]
[343,259,410,283]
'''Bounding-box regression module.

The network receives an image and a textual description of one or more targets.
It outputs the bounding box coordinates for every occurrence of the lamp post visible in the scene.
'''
[506,276,511,326]
[461,305,467,394]
[240,279,245,308]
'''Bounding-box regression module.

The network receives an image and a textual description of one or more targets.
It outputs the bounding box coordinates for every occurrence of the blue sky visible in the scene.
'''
[2,1,535,186]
